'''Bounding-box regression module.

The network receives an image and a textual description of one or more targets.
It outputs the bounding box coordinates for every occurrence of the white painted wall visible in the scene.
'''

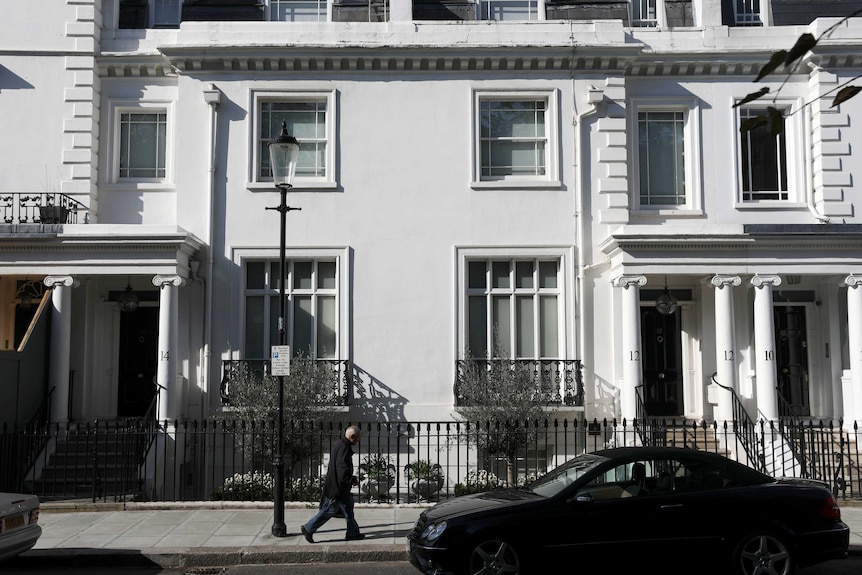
[3,2,862,425]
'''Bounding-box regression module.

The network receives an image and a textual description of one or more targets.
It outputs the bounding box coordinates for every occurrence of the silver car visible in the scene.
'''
[0,493,41,562]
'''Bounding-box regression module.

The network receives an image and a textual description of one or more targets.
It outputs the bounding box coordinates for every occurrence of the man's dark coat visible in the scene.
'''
[323,436,354,502]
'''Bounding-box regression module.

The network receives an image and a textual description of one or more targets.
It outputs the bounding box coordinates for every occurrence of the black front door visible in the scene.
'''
[117,307,158,417]
[640,307,683,417]
[774,305,810,417]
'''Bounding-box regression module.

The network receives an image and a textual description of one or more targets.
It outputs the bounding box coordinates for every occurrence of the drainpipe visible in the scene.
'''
[203,85,221,417]
[574,83,603,382]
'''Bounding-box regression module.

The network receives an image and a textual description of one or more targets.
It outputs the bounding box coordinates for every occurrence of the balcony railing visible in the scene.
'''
[1,193,87,225]
[455,359,584,407]
[220,358,350,406]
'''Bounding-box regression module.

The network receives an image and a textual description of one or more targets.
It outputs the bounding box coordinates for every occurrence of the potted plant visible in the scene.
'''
[358,453,395,501]
[404,459,445,501]
[39,205,69,224]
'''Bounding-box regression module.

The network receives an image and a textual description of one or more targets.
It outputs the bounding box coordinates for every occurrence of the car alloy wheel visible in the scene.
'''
[468,539,521,575]
[734,531,793,575]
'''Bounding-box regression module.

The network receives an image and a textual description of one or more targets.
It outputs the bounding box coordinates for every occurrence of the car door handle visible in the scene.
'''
[660,504,684,509]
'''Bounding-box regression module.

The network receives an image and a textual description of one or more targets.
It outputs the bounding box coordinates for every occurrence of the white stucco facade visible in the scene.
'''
[2,0,862,430]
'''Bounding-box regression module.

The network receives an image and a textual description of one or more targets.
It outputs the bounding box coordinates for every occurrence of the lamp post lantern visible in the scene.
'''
[267,120,300,537]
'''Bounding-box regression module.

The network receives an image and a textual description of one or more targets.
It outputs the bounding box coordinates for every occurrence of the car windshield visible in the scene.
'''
[527,453,609,498]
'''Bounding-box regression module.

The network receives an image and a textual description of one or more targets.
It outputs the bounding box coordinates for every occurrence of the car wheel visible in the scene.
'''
[467,539,521,575]
[732,530,795,575]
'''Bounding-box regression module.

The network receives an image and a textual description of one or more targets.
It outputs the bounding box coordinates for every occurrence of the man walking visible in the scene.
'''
[300,425,365,542]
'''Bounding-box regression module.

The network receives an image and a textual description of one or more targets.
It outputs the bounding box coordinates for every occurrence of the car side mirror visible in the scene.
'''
[571,492,595,504]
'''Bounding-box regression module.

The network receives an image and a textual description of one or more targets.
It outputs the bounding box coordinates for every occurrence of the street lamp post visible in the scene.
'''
[267,121,300,537]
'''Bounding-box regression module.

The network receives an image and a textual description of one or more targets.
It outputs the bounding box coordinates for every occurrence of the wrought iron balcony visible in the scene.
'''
[220,358,350,407]
[1,193,87,224]
[455,359,584,407]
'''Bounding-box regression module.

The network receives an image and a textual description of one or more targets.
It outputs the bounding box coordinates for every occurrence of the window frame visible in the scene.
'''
[472,89,561,189]
[733,99,806,208]
[268,0,329,22]
[151,0,181,28]
[732,0,764,27]
[630,98,702,216]
[457,246,574,362]
[477,0,544,21]
[143,0,329,26]
[234,247,350,362]
[629,0,661,28]
[250,90,337,191]
[107,99,174,187]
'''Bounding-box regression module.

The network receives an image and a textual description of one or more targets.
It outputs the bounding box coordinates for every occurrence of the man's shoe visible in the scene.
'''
[301,526,315,544]
[344,533,366,541]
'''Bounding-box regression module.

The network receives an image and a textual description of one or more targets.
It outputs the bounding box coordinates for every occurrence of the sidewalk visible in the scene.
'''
[8,500,862,569]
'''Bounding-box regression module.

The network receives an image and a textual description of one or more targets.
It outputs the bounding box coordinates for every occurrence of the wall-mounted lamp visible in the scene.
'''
[17,279,44,310]
[655,276,678,316]
[117,277,139,312]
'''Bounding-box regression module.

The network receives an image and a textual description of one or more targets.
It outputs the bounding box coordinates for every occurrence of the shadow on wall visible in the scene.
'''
[593,375,619,422]
[0,64,36,91]
[350,364,407,422]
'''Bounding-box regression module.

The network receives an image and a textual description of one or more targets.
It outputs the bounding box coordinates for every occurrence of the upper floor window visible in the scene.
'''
[128,1,325,28]
[737,106,792,202]
[253,91,335,187]
[637,110,685,207]
[244,258,339,359]
[466,257,561,359]
[733,0,762,26]
[473,90,560,187]
[107,100,173,184]
[479,0,539,21]
[631,100,701,214]
[119,112,166,179]
[630,0,658,27]
[153,0,181,27]
[270,0,327,21]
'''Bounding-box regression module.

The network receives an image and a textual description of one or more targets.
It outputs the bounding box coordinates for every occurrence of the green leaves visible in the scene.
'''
[833,86,862,108]
[739,106,785,136]
[754,33,816,83]
[754,51,787,82]
[784,33,817,67]
[733,87,770,108]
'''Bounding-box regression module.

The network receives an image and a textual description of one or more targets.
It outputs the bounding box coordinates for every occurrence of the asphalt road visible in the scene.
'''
[3,556,861,575]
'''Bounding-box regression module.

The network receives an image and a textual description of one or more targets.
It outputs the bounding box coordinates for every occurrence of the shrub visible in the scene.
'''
[454,469,505,496]
[212,471,274,501]
[287,475,324,502]
[211,471,323,502]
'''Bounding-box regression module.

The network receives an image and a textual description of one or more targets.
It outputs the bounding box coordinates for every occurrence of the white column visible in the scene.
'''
[751,275,781,421]
[43,276,79,423]
[153,275,185,422]
[613,275,646,422]
[845,275,862,427]
[711,275,741,423]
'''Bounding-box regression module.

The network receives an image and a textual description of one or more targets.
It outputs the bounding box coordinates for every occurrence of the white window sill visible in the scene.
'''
[247,181,339,192]
[734,201,806,210]
[102,182,175,192]
[632,208,704,218]
[471,180,563,190]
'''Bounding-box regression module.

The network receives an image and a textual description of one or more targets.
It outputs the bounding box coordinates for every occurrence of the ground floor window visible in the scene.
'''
[243,259,338,359]
[466,257,561,359]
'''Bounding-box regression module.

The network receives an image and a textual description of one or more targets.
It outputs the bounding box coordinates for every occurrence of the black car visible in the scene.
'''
[407,446,849,575]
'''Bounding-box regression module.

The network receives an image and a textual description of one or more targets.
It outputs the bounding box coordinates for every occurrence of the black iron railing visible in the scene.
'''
[0,192,87,224]
[3,417,860,504]
[454,359,584,407]
[710,373,766,472]
[220,358,351,406]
